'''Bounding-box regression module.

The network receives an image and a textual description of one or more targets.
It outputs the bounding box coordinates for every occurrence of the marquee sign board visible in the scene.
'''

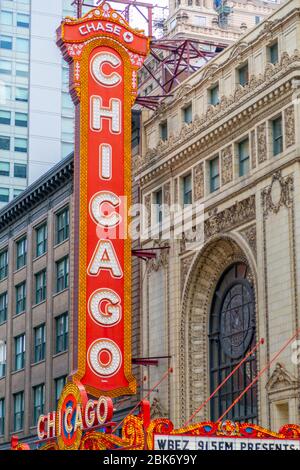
[56,4,149,398]
[154,435,300,451]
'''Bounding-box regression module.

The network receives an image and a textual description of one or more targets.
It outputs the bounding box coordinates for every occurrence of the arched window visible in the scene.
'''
[209,262,258,423]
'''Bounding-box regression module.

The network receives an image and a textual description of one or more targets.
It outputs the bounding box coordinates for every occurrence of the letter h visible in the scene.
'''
[91,96,121,133]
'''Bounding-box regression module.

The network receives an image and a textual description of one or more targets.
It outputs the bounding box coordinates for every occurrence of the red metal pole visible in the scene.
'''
[183,338,264,427]
[217,327,300,423]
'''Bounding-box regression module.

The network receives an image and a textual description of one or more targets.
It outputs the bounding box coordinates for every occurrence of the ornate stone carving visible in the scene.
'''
[251,129,257,169]
[240,224,257,259]
[150,398,167,419]
[204,195,256,239]
[144,194,151,230]
[140,50,300,173]
[266,363,298,392]
[193,162,204,200]
[164,182,171,207]
[257,123,267,164]
[147,242,169,273]
[221,145,233,185]
[261,170,294,217]
[284,105,295,148]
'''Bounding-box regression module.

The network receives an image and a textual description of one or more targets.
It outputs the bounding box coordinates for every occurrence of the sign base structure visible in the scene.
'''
[10,382,300,451]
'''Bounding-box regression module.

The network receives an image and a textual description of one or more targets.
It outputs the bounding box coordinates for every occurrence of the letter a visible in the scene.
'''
[88,240,123,278]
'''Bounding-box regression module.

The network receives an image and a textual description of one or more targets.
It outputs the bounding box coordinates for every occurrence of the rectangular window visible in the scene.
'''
[62,92,74,110]
[272,116,283,156]
[34,324,46,363]
[0,11,13,26]
[210,156,220,193]
[16,282,26,315]
[15,87,28,102]
[36,224,47,257]
[182,173,192,205]
[0,188,9,203]
[183,104,192,124]
[154,189,163,227]
[255,16,261,25]
[159,121,168,141]
[0,110,11,125]
[14,138,28,153]
[0,292,8,325]
[238,63,249,86]
[0,341,6,377]
[17,13,30,28]
[16,38,29,54]
[55,376,67,405]
[15,334,25,371]
[15,113,28,128]
[13,392,24,432]
[56,257,69,293]
[33,384,45,425]
[209,84,219,105]
[0,60,12,75]
[0,136,10,151]
[0,398,4,436]
[55,313,69,354]
[238,138,250,177]
[35,270,46,304]
[16,237,27,269]
[269,41,279,65]
[0,250,8,280]
[0,162,10,176]
[16,62,29,78]
[0,35,13,50]
[56,207,69,244]
[14,163,27,178]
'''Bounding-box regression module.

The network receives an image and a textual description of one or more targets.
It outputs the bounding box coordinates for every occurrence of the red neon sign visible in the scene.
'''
[57,4,149,397]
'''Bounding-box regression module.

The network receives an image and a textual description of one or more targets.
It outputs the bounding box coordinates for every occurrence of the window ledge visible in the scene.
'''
[31,359,45,367]
[52,288,69,298]
[54,238,69,249]
[53,350,68,359]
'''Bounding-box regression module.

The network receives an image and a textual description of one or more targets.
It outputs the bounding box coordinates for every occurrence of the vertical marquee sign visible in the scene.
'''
[57,4,149,397]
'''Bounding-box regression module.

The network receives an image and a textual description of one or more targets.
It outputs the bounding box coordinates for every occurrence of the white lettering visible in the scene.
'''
[88,288,121,326]
[90,191,121,228]
[91,51,121,87]
[91,96,121,133]
[88,240,123,278]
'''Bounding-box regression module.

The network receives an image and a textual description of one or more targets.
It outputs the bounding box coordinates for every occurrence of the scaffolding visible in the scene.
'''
[71,1,228,109]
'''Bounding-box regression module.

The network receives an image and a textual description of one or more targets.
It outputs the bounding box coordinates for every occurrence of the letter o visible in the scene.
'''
[88,339,122,377]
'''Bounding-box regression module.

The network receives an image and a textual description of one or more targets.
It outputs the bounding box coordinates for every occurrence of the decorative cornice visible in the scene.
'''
[0,153,74,230]
[137,50,300,183]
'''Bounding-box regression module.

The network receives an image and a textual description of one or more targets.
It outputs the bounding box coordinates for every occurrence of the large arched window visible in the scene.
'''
[209,262,258,423]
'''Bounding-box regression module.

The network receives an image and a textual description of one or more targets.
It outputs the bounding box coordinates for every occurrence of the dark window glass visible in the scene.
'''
[154,189,163,228]
[0,136,10,151]
[183,173,192,205]
[13,392,24,432]
[55,313,68,354]
[33,384,45,425]
[0,35,12,50]
[55,376,67,406]
[238,63,248,86]
[159,121,168,141]
[35,270,46,304]
[209,85,219,105]
[0,398,4,436]
[15,282,26,315]
[56,257,69,293]
[269,42,279,65]
[56,208,69,244]
[0,110,11,125]
[0,292,8,324]
[183,104,192,124]
[238,138,250,177]
[34,324,46,363]
[16,237,27,269]
[14,163,27,178]
[209,263,257,424]
[272,116,283,156]
[0,341,6,378]
[210,157,220,193]
[36,224,47,257]
[0,162,10,176]
[15,334,25,371]
[0,250,8,280]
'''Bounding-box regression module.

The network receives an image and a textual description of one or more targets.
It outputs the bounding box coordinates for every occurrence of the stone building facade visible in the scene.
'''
[135,0,300,431]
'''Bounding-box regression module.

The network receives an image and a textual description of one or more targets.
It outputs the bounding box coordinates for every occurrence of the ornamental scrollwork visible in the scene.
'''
[261,171,294,217]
